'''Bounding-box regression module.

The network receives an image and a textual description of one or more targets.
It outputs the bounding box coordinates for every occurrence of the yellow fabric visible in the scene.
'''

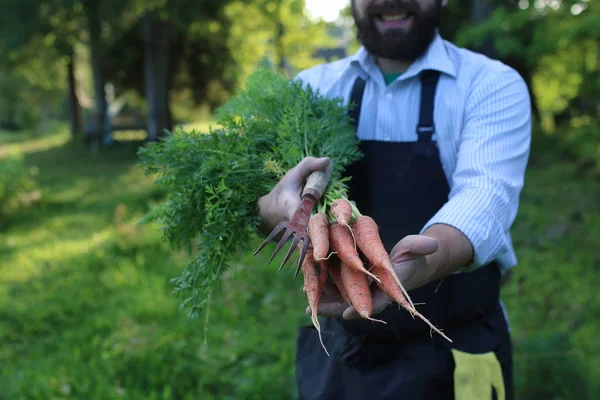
[451,349,505,400]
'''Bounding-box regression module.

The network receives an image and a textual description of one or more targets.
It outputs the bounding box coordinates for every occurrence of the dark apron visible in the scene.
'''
[296,71,514,400]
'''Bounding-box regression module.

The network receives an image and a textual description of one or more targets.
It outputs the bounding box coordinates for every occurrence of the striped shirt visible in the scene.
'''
[295,32,532,274]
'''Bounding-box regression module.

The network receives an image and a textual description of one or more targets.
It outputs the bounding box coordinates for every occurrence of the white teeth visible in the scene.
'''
[381,13,408,21]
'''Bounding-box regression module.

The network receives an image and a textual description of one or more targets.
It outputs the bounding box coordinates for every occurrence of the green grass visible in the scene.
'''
[0,123,598,399]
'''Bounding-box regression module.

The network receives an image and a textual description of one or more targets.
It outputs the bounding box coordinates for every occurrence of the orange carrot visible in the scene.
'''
[340,263,385,324]
[331,198,353,227]
[308,213,330,261]
[328,257,350,304]
[317,258,329,296]
[352,215,414,308]
[301,244,330,355]
[331,198,358,250]
[371,264,452,342]
[329,222,380,282]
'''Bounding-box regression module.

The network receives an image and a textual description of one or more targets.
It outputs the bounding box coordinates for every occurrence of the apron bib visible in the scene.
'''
[295,71,514,400]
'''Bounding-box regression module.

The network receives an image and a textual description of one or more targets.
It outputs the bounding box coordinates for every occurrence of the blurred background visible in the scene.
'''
[0,0,598,398]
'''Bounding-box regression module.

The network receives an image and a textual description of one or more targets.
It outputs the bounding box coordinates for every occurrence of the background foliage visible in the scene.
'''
[0,0,599,398]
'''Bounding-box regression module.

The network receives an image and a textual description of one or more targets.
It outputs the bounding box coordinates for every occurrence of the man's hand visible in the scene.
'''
[258,156,330,234]
[307,235,440,320]
[307,281,394,320]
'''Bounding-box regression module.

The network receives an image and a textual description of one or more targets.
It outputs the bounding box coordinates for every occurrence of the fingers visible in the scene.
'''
[342,289,392,320]
[286,157,331,183]
[392,234,439,257]
[342,306,358,320]
[306,293,350,318]
[279,157,331,220]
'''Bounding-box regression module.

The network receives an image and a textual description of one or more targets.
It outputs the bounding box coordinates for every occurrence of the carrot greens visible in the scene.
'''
[138,66,362,318]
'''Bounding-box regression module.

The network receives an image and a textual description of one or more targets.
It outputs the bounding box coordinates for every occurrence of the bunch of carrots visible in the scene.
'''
[301,198,451,355]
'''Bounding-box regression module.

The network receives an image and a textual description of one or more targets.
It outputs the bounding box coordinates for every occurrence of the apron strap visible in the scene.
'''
[417,70,441,142]
[348,76,366,129]
[347,70,442,141]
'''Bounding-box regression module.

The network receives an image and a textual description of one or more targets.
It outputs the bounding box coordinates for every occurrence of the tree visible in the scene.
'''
[0,0,121,146]
[224,0,335,82]
[102,0,237,140]
[455,0,599,124]
[0,0,74,131]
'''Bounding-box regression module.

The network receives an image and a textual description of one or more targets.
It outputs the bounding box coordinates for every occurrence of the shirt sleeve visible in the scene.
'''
[293,66,320,88]
[420,68,532,271]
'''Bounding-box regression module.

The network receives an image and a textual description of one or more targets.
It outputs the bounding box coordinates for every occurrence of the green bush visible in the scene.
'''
[514,332,591,400]
[561,120,600,175]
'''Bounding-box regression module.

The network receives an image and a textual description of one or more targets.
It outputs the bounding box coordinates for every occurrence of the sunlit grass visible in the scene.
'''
[0,125,70,159]
[100,120,218,143]
[1,227,112,279]
[112,130,148,142]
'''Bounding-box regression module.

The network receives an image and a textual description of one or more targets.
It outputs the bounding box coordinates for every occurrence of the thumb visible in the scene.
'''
[286,157,331,182]
[392,235,439,257]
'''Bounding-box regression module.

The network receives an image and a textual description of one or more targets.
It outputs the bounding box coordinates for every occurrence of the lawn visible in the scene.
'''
[0,123,598,399]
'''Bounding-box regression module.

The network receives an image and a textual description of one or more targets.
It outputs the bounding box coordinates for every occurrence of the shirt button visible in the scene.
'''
[384,135,391,141]
[385,93,393,100]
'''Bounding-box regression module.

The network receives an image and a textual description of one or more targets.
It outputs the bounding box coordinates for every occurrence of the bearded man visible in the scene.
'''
[257,1,531,399]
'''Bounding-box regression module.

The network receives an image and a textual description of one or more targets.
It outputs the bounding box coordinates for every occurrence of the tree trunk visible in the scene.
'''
[143,15,171,142]
[470,0,497,59]
[276,21,286,71]
[67,55,81,139]
[275,2,289,76]
[165,81,173,132]
[84,0,107,151]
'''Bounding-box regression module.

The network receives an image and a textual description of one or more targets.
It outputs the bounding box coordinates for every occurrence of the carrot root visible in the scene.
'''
[407,308,452,343]
[347,224,357,252]
[308,213,330,262]
[340,262,374,321]
[311,311,329,356]
[328,257,351,305]
[331,198,357,250]
[315,251,338,261]
[363,315,387,324]
[330,222,380,283]
[372,264,452,343]
[331,198,353,226]
[301,245,330,356]
[352,215,414,308]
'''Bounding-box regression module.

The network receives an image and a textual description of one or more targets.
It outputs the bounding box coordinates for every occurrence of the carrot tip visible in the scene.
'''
[365,316,387,325]
[311,313,330,356]
[411,309,452,343]
[366,271,381,283]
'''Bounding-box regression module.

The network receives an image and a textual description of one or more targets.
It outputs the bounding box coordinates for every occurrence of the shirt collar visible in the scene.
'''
[349,31,457,83]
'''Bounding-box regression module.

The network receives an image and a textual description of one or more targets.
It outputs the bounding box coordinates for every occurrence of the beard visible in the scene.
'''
[352,0,442,62]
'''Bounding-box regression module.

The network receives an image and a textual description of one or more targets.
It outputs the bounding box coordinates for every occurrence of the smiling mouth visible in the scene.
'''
[378,13,412,22]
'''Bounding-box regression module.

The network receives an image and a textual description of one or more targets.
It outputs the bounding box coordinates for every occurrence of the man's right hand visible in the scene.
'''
[258,156,331,234]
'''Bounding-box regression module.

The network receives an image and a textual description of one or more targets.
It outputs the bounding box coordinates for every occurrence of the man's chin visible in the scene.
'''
[366,40,419,61]
[359,26,436,62]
